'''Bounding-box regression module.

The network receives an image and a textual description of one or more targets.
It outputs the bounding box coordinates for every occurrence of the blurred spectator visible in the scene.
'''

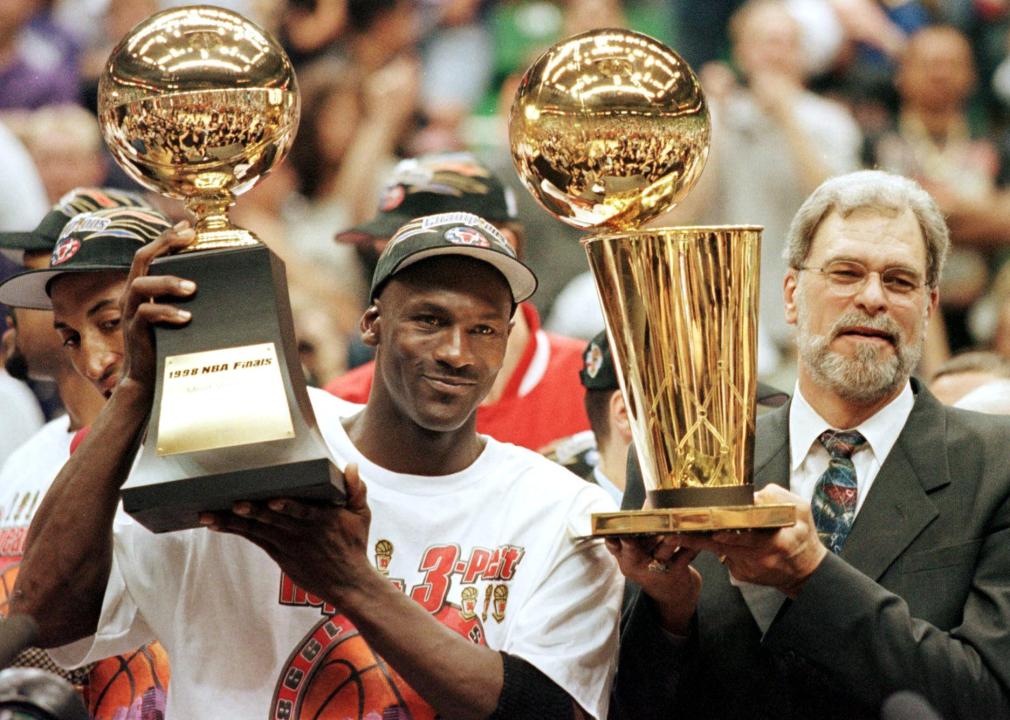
[930,349,1010,404]
[76,0,157,109]
[279,0,347,66]
[0,0,80,111]
[980,261,1010,359]
[869,25,1010,351]
[654,0,862,375]
[231,163,361,385]
[284,56,418,316]
[0,121,48,235]
[344,0,418,74]
[419,0,493,148]
[12,104,107,202]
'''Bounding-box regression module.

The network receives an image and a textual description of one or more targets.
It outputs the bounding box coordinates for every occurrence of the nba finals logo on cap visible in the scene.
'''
[444,226,490,247]
[50,211,112,265]
[585,342,604,379]
[51,236,82,265]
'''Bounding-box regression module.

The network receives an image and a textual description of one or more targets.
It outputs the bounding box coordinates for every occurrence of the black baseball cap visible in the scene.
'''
[370,212,537,304]
[0,207,172,310]
[0,187,153,255]
[580,330,619,391]
[578,326,790,406]
[336,152,518,247]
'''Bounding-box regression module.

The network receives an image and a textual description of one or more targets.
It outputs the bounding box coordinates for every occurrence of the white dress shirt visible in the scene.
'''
[735,380,915,633]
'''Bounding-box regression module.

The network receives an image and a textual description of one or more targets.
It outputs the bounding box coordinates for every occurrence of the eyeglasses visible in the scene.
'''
[797,259,926,300]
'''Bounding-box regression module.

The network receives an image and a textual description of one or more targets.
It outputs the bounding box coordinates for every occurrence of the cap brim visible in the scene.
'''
[394,245,538,304]
[334,212,409,247]
[0,231,48,252]
[0,265,124,310]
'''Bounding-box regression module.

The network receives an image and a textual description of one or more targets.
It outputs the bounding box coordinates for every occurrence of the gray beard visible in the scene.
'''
[797,308,923,405]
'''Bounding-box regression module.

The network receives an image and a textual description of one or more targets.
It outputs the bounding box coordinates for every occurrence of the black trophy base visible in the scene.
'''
[124,457,343,534]
[122,243,345,533]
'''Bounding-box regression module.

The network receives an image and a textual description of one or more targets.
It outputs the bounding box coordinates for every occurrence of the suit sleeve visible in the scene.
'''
[763,518,1010,720]
[611,585,694,718]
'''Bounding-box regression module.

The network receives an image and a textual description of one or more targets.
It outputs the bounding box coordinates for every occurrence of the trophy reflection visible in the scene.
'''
[98,5,344,532]
[509,29,795,533]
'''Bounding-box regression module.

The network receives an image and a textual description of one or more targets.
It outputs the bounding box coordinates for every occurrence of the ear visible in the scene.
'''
[360,303,381,348]
[783,269,800,326]
[609,390,633,444]
[925,285,939,319]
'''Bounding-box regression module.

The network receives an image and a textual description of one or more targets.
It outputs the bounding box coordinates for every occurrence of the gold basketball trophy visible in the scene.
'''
[510,29,795,534]
[98,5,344,532]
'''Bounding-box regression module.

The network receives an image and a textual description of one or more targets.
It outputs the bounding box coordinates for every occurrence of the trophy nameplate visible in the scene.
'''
[157,343,294,456]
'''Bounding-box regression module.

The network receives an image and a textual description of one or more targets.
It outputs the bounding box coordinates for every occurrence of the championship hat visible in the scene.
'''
[336,152,518,247]
[0,187,153,255]
[0,207,172,310]
[370,212,537,304]
[580,330,619,391]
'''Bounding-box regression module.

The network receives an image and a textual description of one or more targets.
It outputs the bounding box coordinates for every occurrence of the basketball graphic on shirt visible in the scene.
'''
[273,607,485,719]
[0,562,19,617]
[87,644,170,720]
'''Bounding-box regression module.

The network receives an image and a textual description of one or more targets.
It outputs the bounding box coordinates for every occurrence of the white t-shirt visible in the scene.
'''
[0,371,45,468]
[0,415,72,563]
[53,391,622,719]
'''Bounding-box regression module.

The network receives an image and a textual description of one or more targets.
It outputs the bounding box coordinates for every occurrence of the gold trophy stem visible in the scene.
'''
[184,195,259,252]
[585,226,796,536]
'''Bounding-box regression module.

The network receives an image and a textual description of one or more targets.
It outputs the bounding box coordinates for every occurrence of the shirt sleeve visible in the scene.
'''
[498,486,623,720]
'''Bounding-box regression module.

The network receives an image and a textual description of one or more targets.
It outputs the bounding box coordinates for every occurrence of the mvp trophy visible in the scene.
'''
[509,30,795,534]
[99,5,344,532]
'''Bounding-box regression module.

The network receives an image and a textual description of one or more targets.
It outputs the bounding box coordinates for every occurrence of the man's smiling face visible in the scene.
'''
[785,206,938,406]
[368,256,513,433]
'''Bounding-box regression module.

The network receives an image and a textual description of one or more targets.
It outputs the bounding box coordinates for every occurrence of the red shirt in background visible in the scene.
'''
[325,304,590,451]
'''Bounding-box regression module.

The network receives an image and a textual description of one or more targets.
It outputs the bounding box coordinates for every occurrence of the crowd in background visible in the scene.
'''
[6,0,1010,423]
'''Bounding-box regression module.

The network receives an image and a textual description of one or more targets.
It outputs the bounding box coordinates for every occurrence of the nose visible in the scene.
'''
[852,271,888,314]
[434,326,473,369]
[82,335,119,384]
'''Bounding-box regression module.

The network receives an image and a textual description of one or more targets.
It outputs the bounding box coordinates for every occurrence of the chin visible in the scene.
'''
[413,406,477,434]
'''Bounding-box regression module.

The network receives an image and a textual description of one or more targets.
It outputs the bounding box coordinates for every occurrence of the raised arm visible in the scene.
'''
[12,226,197,646]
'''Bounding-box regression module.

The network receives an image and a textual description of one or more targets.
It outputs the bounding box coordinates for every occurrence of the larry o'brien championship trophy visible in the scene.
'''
[510,30,795,534]
[98,5,343,532]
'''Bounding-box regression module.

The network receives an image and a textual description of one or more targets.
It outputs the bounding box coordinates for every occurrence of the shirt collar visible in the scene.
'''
[789,380,914,470]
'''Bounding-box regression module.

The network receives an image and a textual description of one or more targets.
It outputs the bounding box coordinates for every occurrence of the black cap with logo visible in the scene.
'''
[0,206,172,310]
[0,187,153,254]
[337,152,518,247]
[578,327,790,407]
[370,212,537,304]
[580,330,619,391]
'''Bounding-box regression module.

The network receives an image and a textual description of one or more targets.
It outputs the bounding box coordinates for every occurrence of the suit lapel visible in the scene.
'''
[840,381,947,580]
[754,403,790,492]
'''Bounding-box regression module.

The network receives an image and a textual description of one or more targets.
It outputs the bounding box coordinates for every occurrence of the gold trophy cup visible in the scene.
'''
[509,29,794,534]
[98,5,343,532]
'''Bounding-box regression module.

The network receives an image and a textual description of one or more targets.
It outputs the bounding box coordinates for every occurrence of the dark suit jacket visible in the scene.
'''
[613,380,1010,720]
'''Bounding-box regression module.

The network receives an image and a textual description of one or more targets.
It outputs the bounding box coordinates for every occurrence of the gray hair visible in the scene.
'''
[783,170,950,288]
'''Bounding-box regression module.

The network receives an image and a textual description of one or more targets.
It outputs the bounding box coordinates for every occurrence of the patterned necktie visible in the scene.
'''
[812,430,867,554]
